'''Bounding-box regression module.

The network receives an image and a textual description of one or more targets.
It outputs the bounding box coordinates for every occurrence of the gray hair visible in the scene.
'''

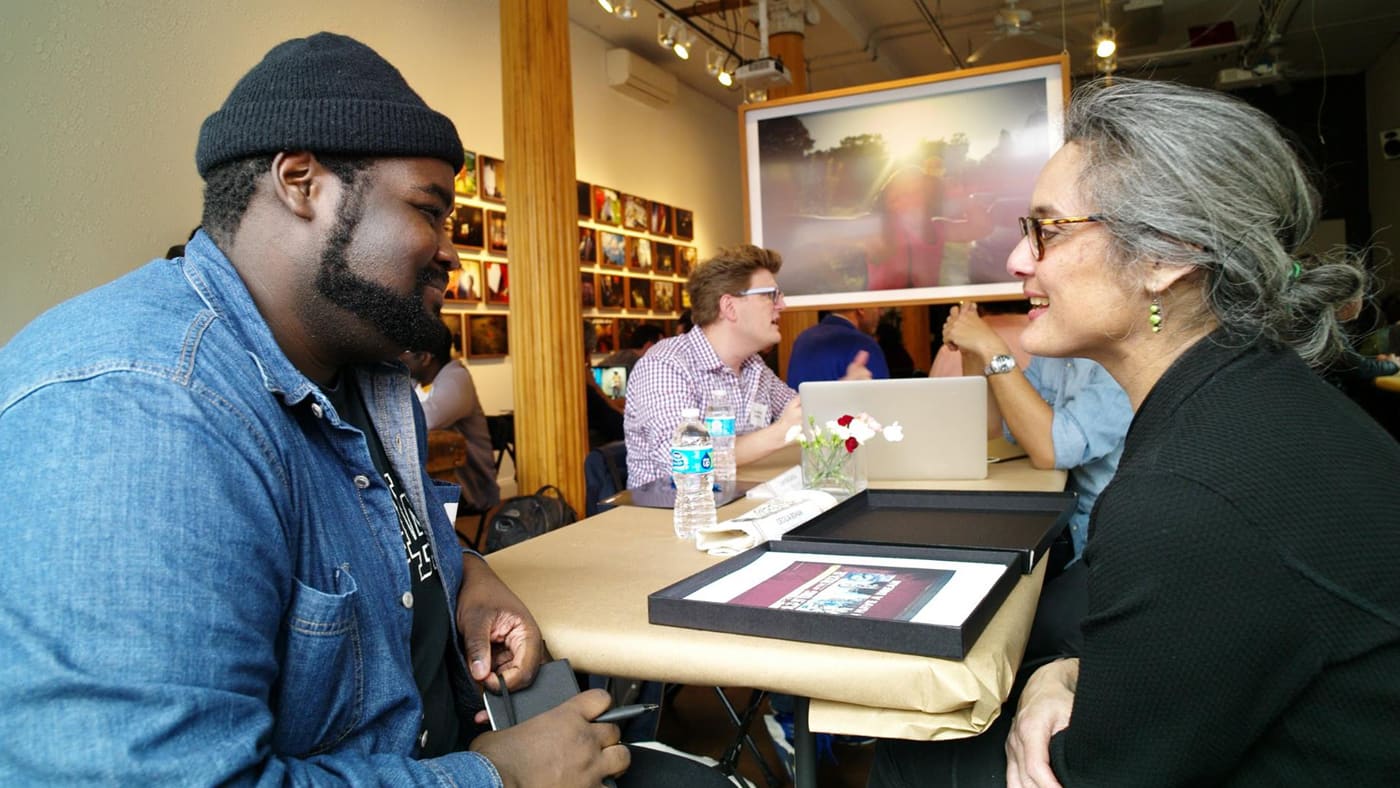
[1064,78,1364,366]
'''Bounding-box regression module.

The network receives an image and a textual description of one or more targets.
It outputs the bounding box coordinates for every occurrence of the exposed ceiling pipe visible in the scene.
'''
[909,0,964,70]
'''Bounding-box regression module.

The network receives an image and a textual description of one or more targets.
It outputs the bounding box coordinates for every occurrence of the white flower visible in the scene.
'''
[784,424,805,444]
[882,422,904,442]
[848,418,876,444]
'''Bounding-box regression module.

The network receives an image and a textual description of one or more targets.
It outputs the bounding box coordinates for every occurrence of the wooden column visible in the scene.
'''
[766,31,807,100]
[500,1,588,513]
[778,309,818,381]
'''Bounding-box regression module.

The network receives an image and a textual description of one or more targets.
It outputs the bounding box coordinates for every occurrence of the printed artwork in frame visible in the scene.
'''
[627,277,652,310]
[579,226,598,264]
[468,314,509,358]
[622,193,650,232]
[454,149,478,198]
[650,202,672,236]
[587,318,617,354]
[484,261,509,305]
[599,231,627,269]
[741,56,1069,307]
[628,237,653,272]
[673,207,694,241]
[486,210,508,256]
[654,242,676,275]
[653,280,676,312]
[451,203,484,251]
[593,185,622,226]
[598,274,625,309]
[581,272,597,309]
[577,181,592,219]
[678,245,698,277]
[681,286,692,309]
[447,258,482,303]
[480,155,505,202]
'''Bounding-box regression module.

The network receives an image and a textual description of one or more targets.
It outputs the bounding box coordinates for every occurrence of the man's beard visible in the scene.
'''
[314,186,449,353]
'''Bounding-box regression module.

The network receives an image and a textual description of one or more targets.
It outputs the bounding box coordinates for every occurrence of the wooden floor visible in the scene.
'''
[657,685,874,788]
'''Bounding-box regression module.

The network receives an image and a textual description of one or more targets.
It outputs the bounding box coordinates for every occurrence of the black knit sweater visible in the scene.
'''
[1050,331,1400,785]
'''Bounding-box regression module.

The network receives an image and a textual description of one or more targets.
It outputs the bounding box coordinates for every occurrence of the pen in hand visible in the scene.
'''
[593,703,659,724]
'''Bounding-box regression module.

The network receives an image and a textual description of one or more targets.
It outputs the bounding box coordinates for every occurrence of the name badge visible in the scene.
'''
[746,402,770,428]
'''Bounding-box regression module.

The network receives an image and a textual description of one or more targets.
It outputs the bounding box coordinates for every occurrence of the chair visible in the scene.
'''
[584,440,627,517]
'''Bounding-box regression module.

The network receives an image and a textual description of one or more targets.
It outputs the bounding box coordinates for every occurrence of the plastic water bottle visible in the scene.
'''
[704,388,737,484]
[671,407,715,540]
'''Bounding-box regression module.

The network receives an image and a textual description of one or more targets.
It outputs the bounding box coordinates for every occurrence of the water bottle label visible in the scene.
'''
[671,446,713,474]
[704,416,735,438]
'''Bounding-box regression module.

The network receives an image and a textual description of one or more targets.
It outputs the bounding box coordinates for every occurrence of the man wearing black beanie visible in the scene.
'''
[0,33,727,787]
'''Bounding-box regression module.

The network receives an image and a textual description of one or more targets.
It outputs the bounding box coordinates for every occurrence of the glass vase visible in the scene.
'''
[800,443,865,496]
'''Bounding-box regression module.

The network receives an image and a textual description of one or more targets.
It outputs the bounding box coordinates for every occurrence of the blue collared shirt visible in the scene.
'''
[0,231,500,785]
[1005,356,1131,558]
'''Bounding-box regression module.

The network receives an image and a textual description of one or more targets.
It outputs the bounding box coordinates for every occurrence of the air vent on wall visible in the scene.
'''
[606,49,677,109]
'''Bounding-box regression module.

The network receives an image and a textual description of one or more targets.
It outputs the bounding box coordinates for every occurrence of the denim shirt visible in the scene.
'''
[0,232,502,786]
[1005,356,1131,558]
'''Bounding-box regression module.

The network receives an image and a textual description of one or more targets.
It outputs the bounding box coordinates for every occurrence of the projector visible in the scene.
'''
[1214,64,1283,91]
[735,57,791,86]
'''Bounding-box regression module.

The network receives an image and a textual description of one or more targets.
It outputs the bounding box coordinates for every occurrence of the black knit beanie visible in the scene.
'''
[195,32,463,178]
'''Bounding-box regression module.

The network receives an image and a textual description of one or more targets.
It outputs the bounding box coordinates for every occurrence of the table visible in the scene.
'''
[486,446,1065,785]
[1375,372,1400,393]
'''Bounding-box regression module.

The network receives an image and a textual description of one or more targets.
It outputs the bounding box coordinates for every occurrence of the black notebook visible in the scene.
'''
[482,658,580,730]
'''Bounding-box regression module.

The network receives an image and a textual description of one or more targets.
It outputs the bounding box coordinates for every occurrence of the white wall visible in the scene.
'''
[0,1,743,411]
[1367,36,1400,298]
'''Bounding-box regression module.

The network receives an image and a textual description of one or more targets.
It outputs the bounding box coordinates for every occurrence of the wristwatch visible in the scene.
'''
[984,354,1017,377]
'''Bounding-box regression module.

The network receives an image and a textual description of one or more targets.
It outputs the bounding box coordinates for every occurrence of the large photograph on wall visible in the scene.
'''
[741,56,1067,307]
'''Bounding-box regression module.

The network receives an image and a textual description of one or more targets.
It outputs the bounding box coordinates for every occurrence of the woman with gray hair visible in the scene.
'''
[870,79,1400,787]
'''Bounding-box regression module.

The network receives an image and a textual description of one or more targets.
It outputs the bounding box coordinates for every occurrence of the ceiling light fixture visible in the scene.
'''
[615,0,637,19]
[657,16,679,50]
[672,28,694,61]
[1094,23,1117,59]
[598,0,615,12]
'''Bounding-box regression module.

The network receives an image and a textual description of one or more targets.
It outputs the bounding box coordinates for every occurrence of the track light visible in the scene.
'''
[718,69,734,87]
[673,29,694,60]
[598,0,636,18]
[598,0,615,12]
[657,16,678,49]
[1094,23,1117,59]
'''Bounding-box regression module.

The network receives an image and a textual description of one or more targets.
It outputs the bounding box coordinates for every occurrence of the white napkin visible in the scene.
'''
[695,489,840,556]
[743,465,804,500]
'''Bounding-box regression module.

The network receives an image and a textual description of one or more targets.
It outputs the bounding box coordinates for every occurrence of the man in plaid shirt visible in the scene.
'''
[624,245,870,485]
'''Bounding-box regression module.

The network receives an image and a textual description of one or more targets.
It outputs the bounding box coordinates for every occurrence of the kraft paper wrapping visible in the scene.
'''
[487,473,1052,741]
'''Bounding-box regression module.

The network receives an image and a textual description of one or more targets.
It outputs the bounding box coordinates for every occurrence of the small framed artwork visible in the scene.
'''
[587,318,617,354]
[454,149,478,198]
[581,272,597,308]
[628,277,652,310]
[486,210,508,256]
[599,231,627,269]
[593,185,622,226]
[447,258,482,303]
[622,194,650,232]
[674,207,694,241]
[654,242,676,275]
[451,203,484,250]
[650,202,672,236]
[628,237,653,272]
[480,155,505,202]
[577,181,592,220]
[678,245,698,277]
[468,314,509,358]
[485,261,509,304]
[578,226,597,264]
[654,280,677,312]
[681,286,692,309]
[442,312,466,357]
[598,274,625,309]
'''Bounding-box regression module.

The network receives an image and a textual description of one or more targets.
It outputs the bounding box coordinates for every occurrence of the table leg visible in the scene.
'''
[794,696,816,788]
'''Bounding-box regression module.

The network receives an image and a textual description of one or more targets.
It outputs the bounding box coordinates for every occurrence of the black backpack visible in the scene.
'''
[485,485,578,553]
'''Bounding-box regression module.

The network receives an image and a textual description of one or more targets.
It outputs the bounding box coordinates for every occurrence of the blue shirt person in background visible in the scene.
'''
[787,308,890,390]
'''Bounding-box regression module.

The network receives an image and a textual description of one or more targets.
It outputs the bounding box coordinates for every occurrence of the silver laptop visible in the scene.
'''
[798,377,988,481]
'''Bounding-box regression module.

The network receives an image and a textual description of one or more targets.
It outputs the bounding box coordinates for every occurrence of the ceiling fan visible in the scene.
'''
[966,0,1068,65]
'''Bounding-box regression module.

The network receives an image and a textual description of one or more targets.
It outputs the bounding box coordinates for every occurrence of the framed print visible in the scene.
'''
[586,318,617,354]
[441,312,466,357]
[598,274,625,309]
[650,202,673,236]
[593,185,622,226]
[653,280,676,312]
[484,261,509,304]
[577,181,592,219]
[454,149,478,198]
[578,226,597,264]
[654,242,676,275]
[451,204,484,250]
[468,314,509,358]
[678,245,698,277]
[581,272,597,308]
[486,210,508,256]
[622,193,650,232]
[599,231,627,269]
[741,55,1069,307]
[628,237,653,272]
[673,207,694,241]
[681,286,691,309]
[627,277,652,310]
[480,155,505,202]
[447,258,482,303]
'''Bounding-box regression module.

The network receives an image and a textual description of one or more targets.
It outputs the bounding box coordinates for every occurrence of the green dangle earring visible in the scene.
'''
[1149,295,1163,333]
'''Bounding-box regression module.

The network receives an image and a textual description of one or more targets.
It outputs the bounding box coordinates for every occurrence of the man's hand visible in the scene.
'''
[943,302,1008,364]
[471,689,630,788]
[841,349,873,381]
[457,554,543,699]
[775,395,803,435]
[1006,658,1079,788]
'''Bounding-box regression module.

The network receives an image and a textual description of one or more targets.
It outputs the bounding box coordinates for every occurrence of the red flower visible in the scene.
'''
[836,414,854,427]
[844,436,859,453]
